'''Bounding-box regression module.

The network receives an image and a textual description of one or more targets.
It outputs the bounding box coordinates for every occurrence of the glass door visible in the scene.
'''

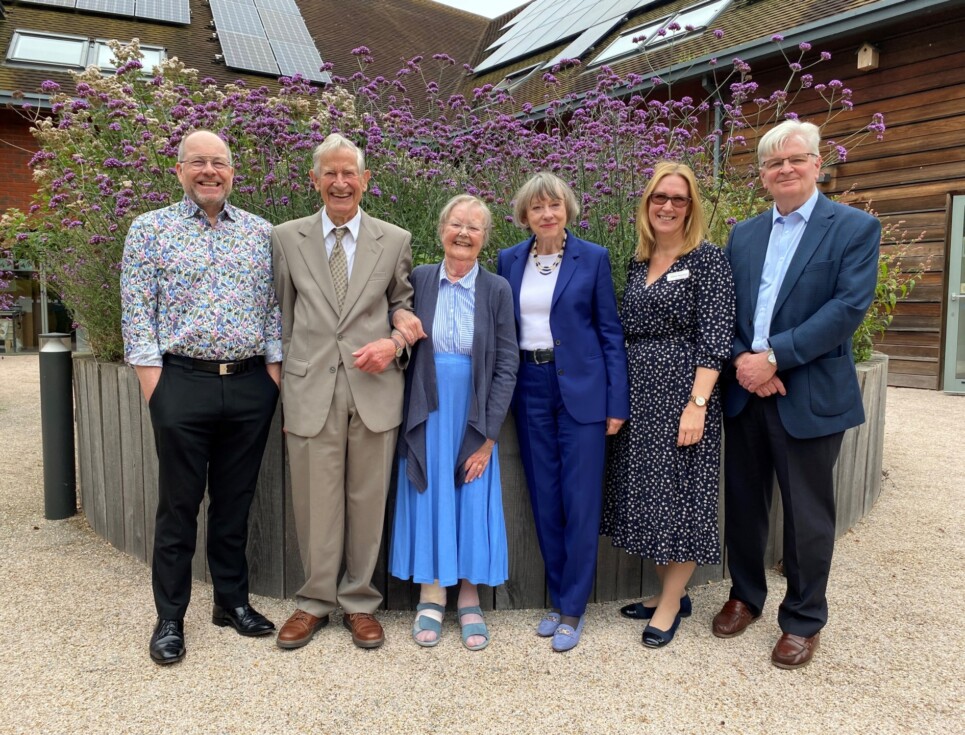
[943,195,965,393]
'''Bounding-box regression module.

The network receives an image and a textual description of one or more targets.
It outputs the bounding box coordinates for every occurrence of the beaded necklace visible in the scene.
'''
[530,235,566,275]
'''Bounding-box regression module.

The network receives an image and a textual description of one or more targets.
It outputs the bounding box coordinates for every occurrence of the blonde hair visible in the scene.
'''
[512,172,580,230]
[634,161,706,261]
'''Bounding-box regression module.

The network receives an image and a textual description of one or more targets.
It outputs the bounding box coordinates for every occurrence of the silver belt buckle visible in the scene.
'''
[534,350,549,365]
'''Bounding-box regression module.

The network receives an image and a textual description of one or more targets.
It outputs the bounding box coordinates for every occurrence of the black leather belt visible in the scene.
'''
[521,348,555,364]
[164,354,264,375]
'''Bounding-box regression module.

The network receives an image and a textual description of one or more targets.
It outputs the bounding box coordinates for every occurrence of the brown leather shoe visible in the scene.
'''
[342,612,385,649]
[771,632,820,669]
[712,599,761,638]
[276,609,329,650]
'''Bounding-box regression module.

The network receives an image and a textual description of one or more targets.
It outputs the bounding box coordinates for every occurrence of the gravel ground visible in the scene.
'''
[0,353,962,735]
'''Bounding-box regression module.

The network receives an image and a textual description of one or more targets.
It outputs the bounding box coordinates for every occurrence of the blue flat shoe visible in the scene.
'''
[536,611,561,637]
[619,594,692,620]
[411,602,445,648]
[551,616,585,652]
[642,613,682,648]
[458,605,489,651]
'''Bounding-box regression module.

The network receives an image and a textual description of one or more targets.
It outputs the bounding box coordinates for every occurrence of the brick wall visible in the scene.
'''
[0,111,36,211]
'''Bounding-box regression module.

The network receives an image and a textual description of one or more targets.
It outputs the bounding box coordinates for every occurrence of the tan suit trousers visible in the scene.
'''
[288,364,397,617]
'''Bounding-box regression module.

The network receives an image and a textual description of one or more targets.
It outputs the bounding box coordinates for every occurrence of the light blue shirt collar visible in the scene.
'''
[772,189,819,225]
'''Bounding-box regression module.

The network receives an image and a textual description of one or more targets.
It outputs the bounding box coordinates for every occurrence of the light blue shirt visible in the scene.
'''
[751,189,820,351]
[432,262,477,356]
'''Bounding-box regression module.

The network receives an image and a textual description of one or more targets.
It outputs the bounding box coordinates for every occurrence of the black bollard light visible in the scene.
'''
[39,332,76,519]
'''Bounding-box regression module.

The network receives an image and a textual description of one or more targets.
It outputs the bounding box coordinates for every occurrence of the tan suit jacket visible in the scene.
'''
[272,209,414,436]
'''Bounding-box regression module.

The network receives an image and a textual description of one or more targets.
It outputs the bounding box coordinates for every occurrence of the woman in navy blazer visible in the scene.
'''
[497,172,629,652]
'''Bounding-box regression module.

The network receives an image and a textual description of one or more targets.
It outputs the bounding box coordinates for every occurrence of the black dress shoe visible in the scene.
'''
[150,619,185,665]
[212,603,275,637]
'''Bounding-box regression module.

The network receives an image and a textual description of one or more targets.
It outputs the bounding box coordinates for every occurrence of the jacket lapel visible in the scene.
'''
[551,230,580,309]
[294,213,340,314]
[772,195,834,317]
[746,215,771,318]
[340,211,383,323]
[507,239,529,324]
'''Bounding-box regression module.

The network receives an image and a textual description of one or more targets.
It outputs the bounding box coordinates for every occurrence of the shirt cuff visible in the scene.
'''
[126,343,163,367]
[265,339,283,364]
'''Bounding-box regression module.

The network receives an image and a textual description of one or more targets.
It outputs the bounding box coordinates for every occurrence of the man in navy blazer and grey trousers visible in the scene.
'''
[713,120,880,669]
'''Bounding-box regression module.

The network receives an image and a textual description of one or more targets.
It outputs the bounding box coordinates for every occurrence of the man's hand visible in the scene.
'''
[133,365,162,403]
[392,309,427,346]
[353,339,397,374]
[753,375,787,398]
[266,362,281,387]
[606,417,625,436]
[735,351,778,393]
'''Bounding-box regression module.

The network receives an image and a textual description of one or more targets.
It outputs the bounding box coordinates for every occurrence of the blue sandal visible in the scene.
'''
[412,602,445,647]
[457,605,490,651]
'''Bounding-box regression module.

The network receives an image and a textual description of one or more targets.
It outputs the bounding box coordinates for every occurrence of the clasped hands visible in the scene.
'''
[352,309,427,374]
[735,351,786,398]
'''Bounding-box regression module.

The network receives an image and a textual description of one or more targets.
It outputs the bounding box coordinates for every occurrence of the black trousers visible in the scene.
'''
[723,396,843,637]
[148,359,278,620]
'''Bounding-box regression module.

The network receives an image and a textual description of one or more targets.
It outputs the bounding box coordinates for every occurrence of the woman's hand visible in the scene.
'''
[464,439,496,483]
[677,403,706,447]
[606,417,625,435]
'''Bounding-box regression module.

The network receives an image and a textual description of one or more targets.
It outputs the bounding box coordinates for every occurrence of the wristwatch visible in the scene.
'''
[689,394,707,407]
[390,331,406,359]
[767,348,778,368]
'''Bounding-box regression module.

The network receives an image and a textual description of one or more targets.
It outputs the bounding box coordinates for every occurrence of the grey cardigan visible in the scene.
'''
[398,263,519,492]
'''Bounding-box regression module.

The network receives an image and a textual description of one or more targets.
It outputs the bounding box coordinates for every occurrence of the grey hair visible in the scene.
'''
[758,120,821,163]
[437,194,493,248]
[177,129,233,165]
[512,172,580,230]
[312,132,365,174]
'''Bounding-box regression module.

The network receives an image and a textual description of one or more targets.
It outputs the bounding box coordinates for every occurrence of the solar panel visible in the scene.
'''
[136,0,190,24]
[18,0,77,8]
[218,30,279,75]
[476,0,660,73]
[259,8,314,44]
[75,0,133,14]
[211,0,267,37]
[270,40,330,83]
[542,16,625,69]
[254,0,300,14]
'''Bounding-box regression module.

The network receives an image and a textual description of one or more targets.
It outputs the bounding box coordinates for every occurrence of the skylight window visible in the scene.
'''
[590,0,730,67]
[7,31,165,73]
[493,63,541,92]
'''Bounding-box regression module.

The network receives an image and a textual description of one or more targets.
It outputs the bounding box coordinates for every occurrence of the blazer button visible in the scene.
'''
[555,339,561,346]
[557,369,564,376]
[329,366,336,373]
[337,334,343,341]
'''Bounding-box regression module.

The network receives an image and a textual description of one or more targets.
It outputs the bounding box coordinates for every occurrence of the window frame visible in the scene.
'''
[7,30,166,74]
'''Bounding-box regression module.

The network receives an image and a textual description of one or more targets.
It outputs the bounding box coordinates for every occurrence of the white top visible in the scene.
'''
[518,253,560,349]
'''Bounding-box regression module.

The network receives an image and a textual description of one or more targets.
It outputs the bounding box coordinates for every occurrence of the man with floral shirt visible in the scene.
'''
[121,129,282,665]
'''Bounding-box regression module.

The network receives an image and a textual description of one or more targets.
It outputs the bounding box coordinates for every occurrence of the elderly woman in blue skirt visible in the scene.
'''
[389,194,518,650]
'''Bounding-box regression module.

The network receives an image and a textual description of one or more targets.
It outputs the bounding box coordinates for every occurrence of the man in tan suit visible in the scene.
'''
[272,133,424,649]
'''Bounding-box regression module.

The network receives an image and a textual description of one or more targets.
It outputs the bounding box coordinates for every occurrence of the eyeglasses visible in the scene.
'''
[650,193,691,208]
[446,222,484,235]
[179,157,233,172]
[760,153,817,172]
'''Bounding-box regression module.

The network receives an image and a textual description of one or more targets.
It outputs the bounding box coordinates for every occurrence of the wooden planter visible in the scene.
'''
[72,352,888,610]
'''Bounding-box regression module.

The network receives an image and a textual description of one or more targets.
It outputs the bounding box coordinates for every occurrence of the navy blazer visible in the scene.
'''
[723,193,881,439]
[498,231,629,424]
[398,263,519,492]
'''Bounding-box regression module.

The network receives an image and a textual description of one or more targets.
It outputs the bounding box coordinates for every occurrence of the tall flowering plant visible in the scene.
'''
[4,36,886,361]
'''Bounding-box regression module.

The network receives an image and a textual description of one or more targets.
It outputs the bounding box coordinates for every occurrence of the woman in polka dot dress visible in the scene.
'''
[601,161,735,648]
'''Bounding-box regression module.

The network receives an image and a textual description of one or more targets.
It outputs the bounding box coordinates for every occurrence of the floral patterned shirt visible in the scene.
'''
[121,197,282,367]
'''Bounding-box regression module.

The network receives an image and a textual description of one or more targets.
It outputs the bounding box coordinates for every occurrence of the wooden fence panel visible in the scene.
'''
[118,365,146,562]
[247,404,286,598]
[99,365,126,550]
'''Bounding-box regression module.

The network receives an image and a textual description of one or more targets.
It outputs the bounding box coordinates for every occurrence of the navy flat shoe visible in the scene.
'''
[642,613,682,648]
[620,594,692,621]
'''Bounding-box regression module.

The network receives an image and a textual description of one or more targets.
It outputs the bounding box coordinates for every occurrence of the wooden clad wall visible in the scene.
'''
[732,16,965,389]
[73,356,888,609]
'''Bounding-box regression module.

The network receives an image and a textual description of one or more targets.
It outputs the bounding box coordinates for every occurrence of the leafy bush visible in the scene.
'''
[4,38,886,361]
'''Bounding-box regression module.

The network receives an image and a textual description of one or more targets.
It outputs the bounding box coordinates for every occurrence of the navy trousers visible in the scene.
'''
[514,361,606,618]
[148,358,278,620]
[723,396,843,637]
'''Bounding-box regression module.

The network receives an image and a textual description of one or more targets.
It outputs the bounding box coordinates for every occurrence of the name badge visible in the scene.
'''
[667,269,690,282]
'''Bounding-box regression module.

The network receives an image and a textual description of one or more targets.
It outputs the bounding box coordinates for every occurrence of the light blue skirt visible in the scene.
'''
[389,353,508,587]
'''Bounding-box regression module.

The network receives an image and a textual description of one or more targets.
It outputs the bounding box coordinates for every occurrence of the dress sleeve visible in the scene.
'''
[693,243,736,372]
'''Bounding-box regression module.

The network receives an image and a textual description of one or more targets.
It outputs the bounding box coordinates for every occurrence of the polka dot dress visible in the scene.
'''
[601,242,736,565]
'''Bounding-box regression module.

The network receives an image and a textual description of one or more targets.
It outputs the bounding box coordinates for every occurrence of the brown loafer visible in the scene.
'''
[276,609,329,650]
[712,599,761,638]
[771,632,820,669]
[343,612,385,649]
